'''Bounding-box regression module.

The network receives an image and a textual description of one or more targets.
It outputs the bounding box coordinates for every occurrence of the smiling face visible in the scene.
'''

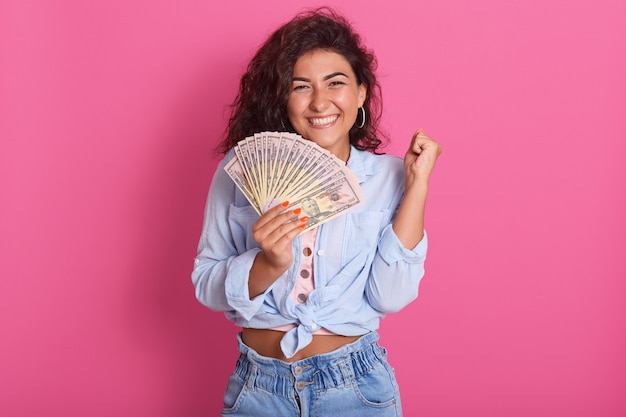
[286,49,367,162]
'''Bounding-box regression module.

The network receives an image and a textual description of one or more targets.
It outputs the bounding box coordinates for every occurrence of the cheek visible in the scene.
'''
[339,97,359,119]
[336,92,359,112]
[286,96,303,119]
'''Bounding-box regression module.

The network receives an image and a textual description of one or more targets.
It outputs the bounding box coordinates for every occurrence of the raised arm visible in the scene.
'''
[392,129,442,248]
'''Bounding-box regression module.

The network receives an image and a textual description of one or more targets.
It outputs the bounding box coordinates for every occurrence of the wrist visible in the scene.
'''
[404,178,428,194]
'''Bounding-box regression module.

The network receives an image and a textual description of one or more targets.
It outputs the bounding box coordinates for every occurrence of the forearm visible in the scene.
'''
[192,247,263,319]
[392,179,428,249]
[248,251,289,298]
[393,129,441,249]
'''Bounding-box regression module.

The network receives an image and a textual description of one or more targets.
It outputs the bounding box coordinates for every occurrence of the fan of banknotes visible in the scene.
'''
[224,131,363,231]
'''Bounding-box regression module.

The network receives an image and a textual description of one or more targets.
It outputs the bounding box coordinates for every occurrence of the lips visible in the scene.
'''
[308,115,338,126]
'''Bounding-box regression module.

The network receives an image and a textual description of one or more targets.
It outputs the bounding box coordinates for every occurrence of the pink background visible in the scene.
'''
[1,0,625,416]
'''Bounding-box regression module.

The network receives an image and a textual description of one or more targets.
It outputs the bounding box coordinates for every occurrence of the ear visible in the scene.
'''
[358,84,367,108]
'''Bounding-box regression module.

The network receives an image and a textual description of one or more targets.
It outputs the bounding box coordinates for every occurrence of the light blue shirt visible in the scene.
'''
[192,146,428,358]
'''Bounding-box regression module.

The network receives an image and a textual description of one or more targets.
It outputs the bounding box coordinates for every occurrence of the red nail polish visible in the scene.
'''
[293,208,302,215]
[300,216,309,223]
[282,201,289,207]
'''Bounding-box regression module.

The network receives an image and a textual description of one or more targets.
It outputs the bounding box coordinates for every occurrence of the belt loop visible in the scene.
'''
[246,363,257,390]
[339,360,353,388]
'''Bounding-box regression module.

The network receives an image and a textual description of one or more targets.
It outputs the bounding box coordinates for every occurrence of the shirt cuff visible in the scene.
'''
[224,248,267,321]
[378,225,428,265]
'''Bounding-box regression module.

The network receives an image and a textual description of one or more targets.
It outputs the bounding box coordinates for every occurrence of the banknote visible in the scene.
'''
[224,155,261,214]
[224,131,363,230]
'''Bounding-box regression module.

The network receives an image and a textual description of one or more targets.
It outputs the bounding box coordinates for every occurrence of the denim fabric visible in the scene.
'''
[221,332,402,416]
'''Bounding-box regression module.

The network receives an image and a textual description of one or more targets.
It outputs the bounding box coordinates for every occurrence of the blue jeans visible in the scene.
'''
[221,332,402,416]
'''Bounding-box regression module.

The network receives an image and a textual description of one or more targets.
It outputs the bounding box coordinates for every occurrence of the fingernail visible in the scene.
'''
[299,224,306,229]
[293,208,302,215]
[300,216,309,223]
[282,201,289,207]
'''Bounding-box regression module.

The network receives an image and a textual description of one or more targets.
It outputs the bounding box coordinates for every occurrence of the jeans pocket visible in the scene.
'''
[222,371,247,414]
[352,361,399,408]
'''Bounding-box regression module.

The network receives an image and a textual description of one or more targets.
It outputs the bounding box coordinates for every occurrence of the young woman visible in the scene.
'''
[192,7,441,416]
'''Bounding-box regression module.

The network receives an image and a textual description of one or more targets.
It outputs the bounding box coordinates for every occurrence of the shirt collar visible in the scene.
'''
[346,145,383,184]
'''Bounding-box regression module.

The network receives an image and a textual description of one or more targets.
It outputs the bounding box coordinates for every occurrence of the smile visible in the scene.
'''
[308,115,338,126]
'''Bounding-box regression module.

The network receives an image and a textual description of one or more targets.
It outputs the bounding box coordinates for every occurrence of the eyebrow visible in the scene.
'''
[292,72,349,82]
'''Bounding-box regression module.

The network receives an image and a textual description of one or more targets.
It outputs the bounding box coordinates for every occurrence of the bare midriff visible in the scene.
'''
[241,328,361,362]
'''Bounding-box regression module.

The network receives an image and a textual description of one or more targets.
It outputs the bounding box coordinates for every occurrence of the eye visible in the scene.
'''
[329,80,346,87]
[292,84,309,91]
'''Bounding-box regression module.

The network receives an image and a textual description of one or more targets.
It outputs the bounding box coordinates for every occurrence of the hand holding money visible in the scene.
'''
[225,132,364,231]
[250,201,306,280]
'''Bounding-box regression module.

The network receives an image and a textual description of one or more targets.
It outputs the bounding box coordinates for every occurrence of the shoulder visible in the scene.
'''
[208,150,239,195]
[211,149,236,179]
[350,148,404,181]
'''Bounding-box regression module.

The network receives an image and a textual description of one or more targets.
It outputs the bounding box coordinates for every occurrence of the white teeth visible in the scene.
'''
[309,116,338,126]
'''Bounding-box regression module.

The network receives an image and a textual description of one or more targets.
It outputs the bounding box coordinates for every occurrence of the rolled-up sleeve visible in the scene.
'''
[366,225,428,313]
[191,155,270,320]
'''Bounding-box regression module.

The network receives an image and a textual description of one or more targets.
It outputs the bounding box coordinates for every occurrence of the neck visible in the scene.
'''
[335,145,351,165]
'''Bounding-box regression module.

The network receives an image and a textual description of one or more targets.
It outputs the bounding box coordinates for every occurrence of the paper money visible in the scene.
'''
[224,131,364,231]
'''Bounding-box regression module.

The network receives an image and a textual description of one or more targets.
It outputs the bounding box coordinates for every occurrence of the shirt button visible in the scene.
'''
[310,323,318,330]
[300,269,310,279]
[294,366,303,375]
[297,293,307,303]
[303,247,312,256]
[317,250,324,256]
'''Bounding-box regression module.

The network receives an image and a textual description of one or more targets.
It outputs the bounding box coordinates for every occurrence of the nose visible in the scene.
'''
[309,89,329,112]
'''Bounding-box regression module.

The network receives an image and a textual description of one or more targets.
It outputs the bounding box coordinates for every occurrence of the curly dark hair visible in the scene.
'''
[216,7,386,154]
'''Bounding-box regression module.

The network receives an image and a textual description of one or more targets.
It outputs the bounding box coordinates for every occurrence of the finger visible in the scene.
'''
[254,207,302,240]
[414,129,434,141]
[254,201,291,230]
[411,130,424,154]
[414,129,438,147]
[416,135,440,154]
[260,215,307,251]
[276,216,308,241]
